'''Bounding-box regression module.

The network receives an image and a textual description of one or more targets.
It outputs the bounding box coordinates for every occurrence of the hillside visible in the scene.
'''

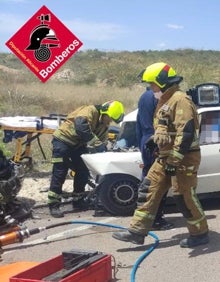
[0,48,220,165]
[0,49,220,116]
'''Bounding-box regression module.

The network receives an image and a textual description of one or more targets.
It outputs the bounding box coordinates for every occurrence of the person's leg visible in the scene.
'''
[129,161,170,234]
[48,139,69,217]
[172,152,209,247]
[151,191,174,230]
[70,147,90,209]
[138,156,174,230]
[113,159,170,244]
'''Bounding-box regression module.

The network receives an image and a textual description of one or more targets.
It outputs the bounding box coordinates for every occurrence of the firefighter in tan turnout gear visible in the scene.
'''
[112,62,209,248]
[48,100,124,218]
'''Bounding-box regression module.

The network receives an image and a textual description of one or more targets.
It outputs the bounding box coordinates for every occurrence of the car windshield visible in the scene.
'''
[114,107,220,149]
[115,121,138,149]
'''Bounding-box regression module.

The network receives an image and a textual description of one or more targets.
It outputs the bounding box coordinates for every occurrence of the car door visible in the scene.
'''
[198,107,220,194]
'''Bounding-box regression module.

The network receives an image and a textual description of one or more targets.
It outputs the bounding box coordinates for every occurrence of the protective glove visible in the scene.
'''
[165,163,177,176]
[87,143,107,154]
[153,125,171,147]
[87,145,97,154]
[87,135,99,146]
[144,136,158,152]
[94,143,107,153]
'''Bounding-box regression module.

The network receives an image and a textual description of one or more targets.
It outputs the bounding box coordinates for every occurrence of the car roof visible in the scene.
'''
[123,109,138,122]
[123,106,220,123]
[197,106,220,114]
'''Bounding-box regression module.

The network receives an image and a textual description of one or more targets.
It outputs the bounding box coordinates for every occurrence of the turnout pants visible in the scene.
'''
[49,138,90,196]
[129,151,209,236]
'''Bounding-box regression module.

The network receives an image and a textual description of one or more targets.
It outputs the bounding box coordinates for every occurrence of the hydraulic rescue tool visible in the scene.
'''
[0,219,159,282]
[0,218,45,247]
[0,215,46,261]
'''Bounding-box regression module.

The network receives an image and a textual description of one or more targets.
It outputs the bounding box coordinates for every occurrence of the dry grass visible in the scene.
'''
[1,49,220,116]
[0,80,145,116]
[0,49,220,165]
[0,80,145,165]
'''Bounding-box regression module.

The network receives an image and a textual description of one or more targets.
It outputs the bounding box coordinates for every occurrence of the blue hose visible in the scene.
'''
[68,220,159,282]
[130,231,159,282]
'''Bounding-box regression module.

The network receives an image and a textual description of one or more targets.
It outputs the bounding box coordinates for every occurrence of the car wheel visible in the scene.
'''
[98,174,140,216]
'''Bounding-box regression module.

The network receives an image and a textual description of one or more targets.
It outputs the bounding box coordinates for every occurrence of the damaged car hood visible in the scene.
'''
[81,151,142,179]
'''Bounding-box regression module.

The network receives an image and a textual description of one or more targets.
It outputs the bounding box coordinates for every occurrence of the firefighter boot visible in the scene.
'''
[49,202,64,218]
[48,191,64,218]
[180,232,209,248]
[152,217,174,230]
[72,192,89,210]
[112,230,145,245]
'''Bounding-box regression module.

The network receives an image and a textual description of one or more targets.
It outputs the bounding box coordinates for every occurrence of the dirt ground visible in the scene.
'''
[17,170,74,206]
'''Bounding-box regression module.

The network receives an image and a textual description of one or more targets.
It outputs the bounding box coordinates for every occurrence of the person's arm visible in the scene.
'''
[74,116,95,142]
[74,107,106,152]
[165,95,199,175]
[138,93,156,151]
[169,96,197,162]
[73,106,100,143]
[136,112,142,149]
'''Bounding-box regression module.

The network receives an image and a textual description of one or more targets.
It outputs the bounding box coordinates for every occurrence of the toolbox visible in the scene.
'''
[10,249,112,282]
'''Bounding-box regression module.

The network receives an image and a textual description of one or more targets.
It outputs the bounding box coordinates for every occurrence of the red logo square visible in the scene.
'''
[5,5,83,82]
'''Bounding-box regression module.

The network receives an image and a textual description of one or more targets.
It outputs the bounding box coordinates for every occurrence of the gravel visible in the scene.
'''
[17,171,73,207]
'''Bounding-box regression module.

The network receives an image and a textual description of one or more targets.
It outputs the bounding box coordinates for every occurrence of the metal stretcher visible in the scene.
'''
[0,115,119,167]
[0,114,66,165]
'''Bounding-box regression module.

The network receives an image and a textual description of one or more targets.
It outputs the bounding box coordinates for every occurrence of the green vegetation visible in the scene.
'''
[0,49,219,165]
[0,49,220,116]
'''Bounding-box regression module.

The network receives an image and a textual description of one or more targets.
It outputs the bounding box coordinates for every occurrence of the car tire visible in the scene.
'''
[98,174,140,216]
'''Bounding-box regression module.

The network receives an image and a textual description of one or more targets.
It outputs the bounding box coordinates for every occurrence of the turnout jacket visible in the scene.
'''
[154,85,200,166]
[53,105,108,147]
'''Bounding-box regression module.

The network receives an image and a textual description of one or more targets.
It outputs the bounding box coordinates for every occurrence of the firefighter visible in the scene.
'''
[136,87,174,230]
[112,62,209,248]
[48,100,124,218]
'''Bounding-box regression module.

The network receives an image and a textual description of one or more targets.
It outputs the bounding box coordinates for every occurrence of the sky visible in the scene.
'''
[1,0,220,53]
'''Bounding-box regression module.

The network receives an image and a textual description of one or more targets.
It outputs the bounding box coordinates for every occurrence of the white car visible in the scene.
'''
[82,83,220,216]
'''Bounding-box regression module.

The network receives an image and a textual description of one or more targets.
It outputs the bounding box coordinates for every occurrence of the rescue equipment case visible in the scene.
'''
[10,249,112,282]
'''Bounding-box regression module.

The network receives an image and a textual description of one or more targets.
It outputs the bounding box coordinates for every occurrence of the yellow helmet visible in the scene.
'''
[100,100,124,123]
[141,62,181,88]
